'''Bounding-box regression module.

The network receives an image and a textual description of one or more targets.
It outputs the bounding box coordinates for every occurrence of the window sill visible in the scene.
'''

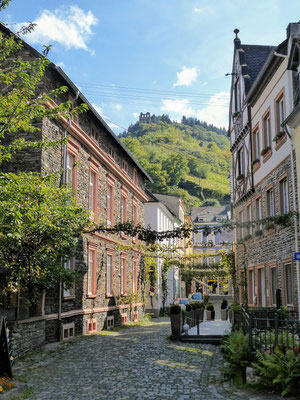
[252,161,260,173]
[121,233,127,240]
[266,228,275,236]
[275,134,287,151]
[262,149,272,163]
[106,293,113,298]
[63,295,76,300]
[86,294,97,299]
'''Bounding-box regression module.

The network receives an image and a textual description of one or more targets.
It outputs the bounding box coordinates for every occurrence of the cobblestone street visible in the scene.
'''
[14,318,287,400]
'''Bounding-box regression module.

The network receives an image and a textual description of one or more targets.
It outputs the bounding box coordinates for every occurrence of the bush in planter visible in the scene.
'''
[170,304,181,315]
[221,299,228,309]
[193,301,203,309]
[221,299,228,320]
[261,146,271,157]
[185,304,192,312]
[206,303,215,320]
[169,304,182,335]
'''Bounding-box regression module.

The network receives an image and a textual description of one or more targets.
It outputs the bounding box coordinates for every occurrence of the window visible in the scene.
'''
[122,160,128,173]
[194,232,202,244]
[255,196,262,231]
[132,199,138,243]
[263,112,271,148]
[239,209,244,239]
[275,93,285,134]
[106,253,113,296]
[133,259,138,294]
[257,267,266,307]
[87,247,97,296]
[63,258,75,298]
[246,203,252,235]
[269,266,277,306]
[234,79,241,113]
[279,176,289,214]
[109,147,115,159]
[89,171,96,214]
[284,263,293,305]
[266,188,275,217]
[237,147,244,177]
[120,256,127,295]
[248,269,254,304]
[66,153,74,186]
[133,168,138,185]
[252,128,260,161]
[121,195,127,223]
[107,176,115,226]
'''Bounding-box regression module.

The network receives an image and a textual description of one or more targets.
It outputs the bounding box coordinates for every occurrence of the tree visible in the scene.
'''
[162,154,189,186]
[0,4,87,165]
[0,172,90,308]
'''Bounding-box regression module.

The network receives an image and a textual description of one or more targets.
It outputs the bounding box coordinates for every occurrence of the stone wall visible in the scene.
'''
[234,154,299,309]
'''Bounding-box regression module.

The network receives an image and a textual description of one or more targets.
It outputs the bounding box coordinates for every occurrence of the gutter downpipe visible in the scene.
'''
[285,125,300,319]
[58,90,79,341]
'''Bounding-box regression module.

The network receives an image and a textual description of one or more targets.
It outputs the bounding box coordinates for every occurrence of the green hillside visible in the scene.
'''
[120,115,231,211]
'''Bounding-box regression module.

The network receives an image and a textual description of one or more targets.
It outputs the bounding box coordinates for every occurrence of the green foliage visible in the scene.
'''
[170,304,181,315]
[121,117,231,211]
[0,172,90,305]
[221,329,249,385]
[206,303,214,311]
[253,348,300,397]
[193,301,203,309]
[185,304,192,312]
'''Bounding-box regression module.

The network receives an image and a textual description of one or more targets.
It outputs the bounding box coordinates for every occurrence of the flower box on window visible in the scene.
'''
[273,130,285,143]
[261,146,271,157]
[237,174,244,182]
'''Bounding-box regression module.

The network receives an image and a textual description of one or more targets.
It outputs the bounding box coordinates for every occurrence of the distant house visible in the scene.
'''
[190,206,233,295]
[144,193,185,315]
[0,24,152,358]
[228,25,300,311]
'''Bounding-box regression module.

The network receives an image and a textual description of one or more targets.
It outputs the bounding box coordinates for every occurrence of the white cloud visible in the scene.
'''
[132,112,139,119]
[160,92,229,128]
[196,91,230,128]
[193,8,202,13]
[112,103,122,111]
[16,6,98,53]
[55,61,65,68]
[161,99,194,117]
[173,66,198,87]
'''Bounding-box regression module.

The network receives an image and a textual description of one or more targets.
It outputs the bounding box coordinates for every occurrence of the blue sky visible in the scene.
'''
[2,0,300,133]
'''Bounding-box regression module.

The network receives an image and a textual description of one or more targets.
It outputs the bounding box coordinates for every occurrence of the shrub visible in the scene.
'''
[206,303,214,311]
[221,329,249,385]
[170,304,181,315]
[185,304,192,312]
[221,299,228,310]
[190,303,197,310]
[193,301,203,309]
[252,348,300,397]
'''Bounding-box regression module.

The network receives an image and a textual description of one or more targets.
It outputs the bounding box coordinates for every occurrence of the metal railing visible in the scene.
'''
[241,306,300,354]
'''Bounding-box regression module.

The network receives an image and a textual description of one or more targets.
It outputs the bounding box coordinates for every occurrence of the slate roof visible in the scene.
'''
[190,205,231,223]
[240,44,275,93]
[152,193,182,220]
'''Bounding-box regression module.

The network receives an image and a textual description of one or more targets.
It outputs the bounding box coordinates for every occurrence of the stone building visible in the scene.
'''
[191,206,233,295]
[0,25,152,358]
[228,25,300,311]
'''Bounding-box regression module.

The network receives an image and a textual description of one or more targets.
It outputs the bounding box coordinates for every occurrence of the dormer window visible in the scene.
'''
[109,147,115,160]
[122,160,128,173]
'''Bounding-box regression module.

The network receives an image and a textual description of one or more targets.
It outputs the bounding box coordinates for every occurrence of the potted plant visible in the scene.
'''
[169,304,182,335]
[194,301,204,323]
[206,303,215,320]
[221,299,228,320]
[185,303,193,327]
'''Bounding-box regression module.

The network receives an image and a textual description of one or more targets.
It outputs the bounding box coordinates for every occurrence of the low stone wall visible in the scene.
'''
[8,318,46,360]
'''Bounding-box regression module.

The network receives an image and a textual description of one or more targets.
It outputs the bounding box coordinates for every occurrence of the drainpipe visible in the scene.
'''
[58,90,79,341]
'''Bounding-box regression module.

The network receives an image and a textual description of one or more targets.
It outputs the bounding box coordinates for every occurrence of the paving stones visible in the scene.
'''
[13,319,293,399]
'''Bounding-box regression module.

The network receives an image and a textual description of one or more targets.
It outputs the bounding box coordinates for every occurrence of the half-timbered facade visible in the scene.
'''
[229,26,300,312]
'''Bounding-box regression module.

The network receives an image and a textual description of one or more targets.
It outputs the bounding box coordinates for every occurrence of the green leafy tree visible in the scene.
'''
[162,154,189,186]
[0,172,90,307]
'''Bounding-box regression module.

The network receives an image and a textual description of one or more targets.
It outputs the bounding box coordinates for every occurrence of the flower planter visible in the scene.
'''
[221,309,227,321]
[185,311,194,327]
[206,310,215,320]
[196,308,204,323]
[170,313,182,335]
